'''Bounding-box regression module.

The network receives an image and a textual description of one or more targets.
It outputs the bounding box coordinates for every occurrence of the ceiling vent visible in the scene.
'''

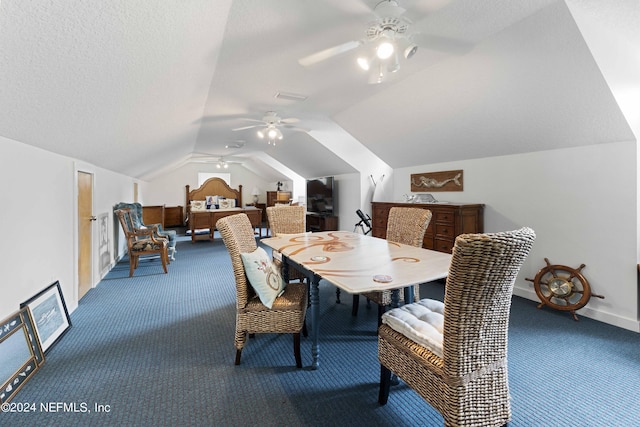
[274,91,308,102]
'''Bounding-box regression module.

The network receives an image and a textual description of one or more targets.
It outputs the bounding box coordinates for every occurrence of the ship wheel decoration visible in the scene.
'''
[526,258,604,321]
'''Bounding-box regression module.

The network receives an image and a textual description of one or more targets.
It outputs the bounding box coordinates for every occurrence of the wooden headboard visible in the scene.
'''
[185,178,243,216]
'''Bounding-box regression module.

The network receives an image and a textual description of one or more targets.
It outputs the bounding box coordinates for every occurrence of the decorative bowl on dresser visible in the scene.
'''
[371,202,484,253]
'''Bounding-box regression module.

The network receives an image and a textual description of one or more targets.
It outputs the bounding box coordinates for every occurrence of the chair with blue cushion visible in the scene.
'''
[115,208,170,277]
[114,202,177,260]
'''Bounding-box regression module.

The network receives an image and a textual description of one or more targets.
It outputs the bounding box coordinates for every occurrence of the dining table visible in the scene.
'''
[261,230,452,369]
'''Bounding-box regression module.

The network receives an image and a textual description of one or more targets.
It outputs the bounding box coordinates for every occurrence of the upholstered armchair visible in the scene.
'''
[115,208,170,277]
[114,202,177,260]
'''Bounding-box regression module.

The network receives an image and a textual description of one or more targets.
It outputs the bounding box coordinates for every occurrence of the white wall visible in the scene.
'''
[334,173,360,232]
[393,141,638,332]
[1,136,75,320]
[0,136,136,320]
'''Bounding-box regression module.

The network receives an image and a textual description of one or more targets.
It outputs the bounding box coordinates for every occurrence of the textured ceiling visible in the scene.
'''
[0,0,636,181]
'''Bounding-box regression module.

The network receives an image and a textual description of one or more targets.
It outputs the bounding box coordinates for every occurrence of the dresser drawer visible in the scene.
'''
[434,210,454,224]
[373,215,387,228]
[434,238,454,253]
[435,223,455,239]
[372,226,386,239]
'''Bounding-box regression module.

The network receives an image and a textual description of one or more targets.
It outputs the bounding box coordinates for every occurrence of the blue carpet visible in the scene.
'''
[4,234,640,426]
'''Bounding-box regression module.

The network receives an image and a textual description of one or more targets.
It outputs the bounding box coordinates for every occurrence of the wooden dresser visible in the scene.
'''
[266,191,292,207]
[142,205,184,228]
[371,202,484,253]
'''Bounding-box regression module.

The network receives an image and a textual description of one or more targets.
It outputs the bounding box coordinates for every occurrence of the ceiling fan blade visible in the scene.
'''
[283,125,310,133]
[411,33,473,55]
[298,40,363,67]
[280,117,300,124]
[232,124,260,131]
[372,0,407,18]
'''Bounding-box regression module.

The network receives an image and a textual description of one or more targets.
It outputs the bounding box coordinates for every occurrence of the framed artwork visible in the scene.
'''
[410,170,464,192]
[99,212,111,276]
[0,308,45,404]
[20,281,71,355]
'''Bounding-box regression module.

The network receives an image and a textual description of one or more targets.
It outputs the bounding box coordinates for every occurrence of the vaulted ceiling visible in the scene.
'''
[0,1,636,183]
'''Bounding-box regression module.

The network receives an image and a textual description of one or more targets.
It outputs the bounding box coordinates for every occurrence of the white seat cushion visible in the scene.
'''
[381,299,444,358]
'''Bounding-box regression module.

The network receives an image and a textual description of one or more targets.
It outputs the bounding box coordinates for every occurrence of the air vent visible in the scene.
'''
[274,91,308,102]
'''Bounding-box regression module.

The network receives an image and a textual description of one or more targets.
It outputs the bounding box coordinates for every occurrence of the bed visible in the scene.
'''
[185,178,262,242]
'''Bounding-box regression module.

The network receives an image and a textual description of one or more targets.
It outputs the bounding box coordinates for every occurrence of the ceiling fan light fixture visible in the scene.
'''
[404,43,418,59]
[388,51,400,73]
[376,40,395,59]
[369,61,387,84]
[357,56,371,71]
[267,128,279,139]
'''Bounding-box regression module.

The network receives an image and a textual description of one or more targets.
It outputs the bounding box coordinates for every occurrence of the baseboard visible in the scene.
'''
[512,287,639,333]
[98,254,125,282]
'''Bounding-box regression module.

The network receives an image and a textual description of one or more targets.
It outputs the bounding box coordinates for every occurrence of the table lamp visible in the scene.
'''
[251,187,260,205]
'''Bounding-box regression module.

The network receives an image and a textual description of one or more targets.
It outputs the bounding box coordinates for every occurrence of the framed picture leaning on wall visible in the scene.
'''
[0,307,45,403]
[20,281,71,355]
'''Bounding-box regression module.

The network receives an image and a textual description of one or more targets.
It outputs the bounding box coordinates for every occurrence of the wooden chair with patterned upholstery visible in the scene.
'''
[352,207,432,322]
[217,213,307,367]
[266,205,308,283]
[114,202,177,260]
[378,227,536,427]
[115,208,170,277]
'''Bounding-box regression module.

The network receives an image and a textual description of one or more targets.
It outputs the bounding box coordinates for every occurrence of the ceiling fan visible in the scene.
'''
[298,0,470,83]
[232,111,306,145]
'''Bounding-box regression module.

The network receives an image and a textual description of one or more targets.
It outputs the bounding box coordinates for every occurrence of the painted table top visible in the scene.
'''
[262,231,452,294]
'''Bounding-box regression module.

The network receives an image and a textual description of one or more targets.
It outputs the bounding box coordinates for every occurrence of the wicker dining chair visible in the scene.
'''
[217,213,307,367]
[115,208,170,277]
[378,227,536,427]
[266,205,308,283]
[352,207,432,321]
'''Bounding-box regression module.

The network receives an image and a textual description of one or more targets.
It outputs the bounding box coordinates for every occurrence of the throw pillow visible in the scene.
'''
[240,247,285,309]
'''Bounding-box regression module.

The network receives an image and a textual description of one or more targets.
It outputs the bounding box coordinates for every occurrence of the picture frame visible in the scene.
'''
[20,281,71,355]
[98,212,111,276]
[0,308,45,404]
[410,169,464,192]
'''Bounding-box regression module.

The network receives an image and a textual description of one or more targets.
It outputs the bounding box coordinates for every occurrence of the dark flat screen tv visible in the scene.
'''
[306,177,334,215]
